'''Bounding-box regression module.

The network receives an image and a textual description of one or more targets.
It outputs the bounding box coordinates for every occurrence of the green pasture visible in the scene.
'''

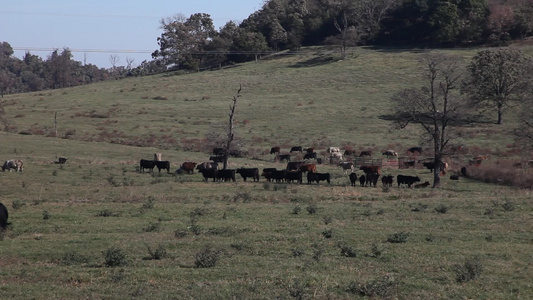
[0,46,532,299]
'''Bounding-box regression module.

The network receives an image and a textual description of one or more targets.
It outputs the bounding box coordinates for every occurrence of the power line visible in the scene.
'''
[12,47,154,54]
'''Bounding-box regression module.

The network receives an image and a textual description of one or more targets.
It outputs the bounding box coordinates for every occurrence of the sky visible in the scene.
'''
[0,0,263,68]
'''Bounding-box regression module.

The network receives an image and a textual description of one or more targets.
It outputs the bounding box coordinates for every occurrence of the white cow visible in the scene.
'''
[338,162,354,174]
[2,159,23,172]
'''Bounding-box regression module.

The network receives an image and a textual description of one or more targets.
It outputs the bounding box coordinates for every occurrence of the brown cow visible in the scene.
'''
[360,165,381,176]
[299,163,317,173]
[181,162,198,174]
[270,147,281,155]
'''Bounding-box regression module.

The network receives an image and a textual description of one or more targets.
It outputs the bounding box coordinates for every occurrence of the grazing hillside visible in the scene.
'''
[0,46,531,299]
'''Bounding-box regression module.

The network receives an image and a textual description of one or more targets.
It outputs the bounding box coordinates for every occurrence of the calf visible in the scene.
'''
[262,168,277,182]
[181,162,198,174]
[349,172,358,186]
[290,146,303,153]
[381,175,394,187]
[307,171,331,184]
[56,157,68,164]
[270,147,281,155]
[397,175,421,188]
[139,159,155,173]
[414,181,431,188]
[154,161,171,173]
[285,170,303,184]
[299,163,317,173]
[272,170,287,182]
[217,169,236,182]
[303,152,317,160]
[359,175,366,187]
[199,168,218,182]
[0,203,8,230]
[236,168,260,182]
[339,162,354,174]
[366,172,380,187]
[2,159,23,172]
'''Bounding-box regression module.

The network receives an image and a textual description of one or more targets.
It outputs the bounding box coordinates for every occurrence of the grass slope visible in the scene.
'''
[0,46,531,299]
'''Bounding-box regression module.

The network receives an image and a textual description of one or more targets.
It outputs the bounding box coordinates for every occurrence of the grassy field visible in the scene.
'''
[0,45,532,299]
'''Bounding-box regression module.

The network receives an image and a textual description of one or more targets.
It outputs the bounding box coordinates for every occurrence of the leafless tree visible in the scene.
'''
[223,85,242,170]
[126,57,135,70]
[109,55,120,69]
[391,53,472,188]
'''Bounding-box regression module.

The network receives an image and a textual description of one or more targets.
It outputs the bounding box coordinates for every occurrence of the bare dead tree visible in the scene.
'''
[391,53,472,188]
[223,84,242,170]
[126,57,135,70]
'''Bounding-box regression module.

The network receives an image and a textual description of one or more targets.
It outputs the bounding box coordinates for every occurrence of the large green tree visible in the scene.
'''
[463,48,533,125]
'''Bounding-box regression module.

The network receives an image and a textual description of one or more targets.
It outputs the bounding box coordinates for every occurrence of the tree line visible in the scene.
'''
[1,0,532,95]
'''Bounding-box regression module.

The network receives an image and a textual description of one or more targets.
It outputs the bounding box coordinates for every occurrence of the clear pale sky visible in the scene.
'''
[0,0,263,68]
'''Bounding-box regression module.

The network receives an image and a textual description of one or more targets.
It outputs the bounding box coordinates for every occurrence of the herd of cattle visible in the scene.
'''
[138,146,439,188]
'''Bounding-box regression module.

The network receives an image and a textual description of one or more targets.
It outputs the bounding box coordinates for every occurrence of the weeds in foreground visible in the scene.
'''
[61,250,90,265]
[145,244,168,260]
[195,246,221,268]
[103,247,128,267]
[454,256,483,283]
[387,232,409,243]
[347,275,398,298]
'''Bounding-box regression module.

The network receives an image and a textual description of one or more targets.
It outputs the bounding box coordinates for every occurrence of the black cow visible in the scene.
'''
[450,175,460,180]
[210,156,225,163]
[366,172,380,187]
[140,159,155,172]
[0,203,8,230]
[199,168,218,182]
[285,170,303,184]
[349,172,358,186]
[303,152,317,160]
[307,172,331,184]
[344,149,357,157]
[154,161,171,173]
[287,161,305,171]
[217,169,236,182]
[305,147,315,154]
[236,168,260,182]
[278,154,291,162]
[213,147,226,155]
[408,147,423,154]
[270,147,281,155]
[272,170,287,182]
[262,168,277,182]
[197,162,218,171]
[290,146,303,153]
[359,151,372,157]
[55,157,68,164]
[381,175,394,187]
[359,175,366,187]
[397,175,421,188]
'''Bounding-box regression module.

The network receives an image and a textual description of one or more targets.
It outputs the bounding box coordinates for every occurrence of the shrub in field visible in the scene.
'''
[347,275,397,298]
[291,206,301,215]
[189,224,203,235]
[501,201,515,211]
[292,248,305,257]
[312,244,324,262]
[387,232,409,243]
[370,242,383,257]
[61,250,90,265]
[306,204,318,214]
[141,197,155,211]
[103,247,128,267]
[174,229,188,239]
[143,221,161,232]
[190,207,208,221]
[96,209,120,217]
[42,210,51,220]
[322,229,333,239]
[411,203,428,212]
[338,243,357,257]
[454,256,483,283]
[434,204,449,214]
[195,246,221,268]
[145,244,167,260]
[288,278,309,300]
[11,200,25,210]
[323,216,332,225]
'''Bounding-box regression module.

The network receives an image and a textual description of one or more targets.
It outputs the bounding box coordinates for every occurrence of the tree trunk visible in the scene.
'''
[497,103,503,125]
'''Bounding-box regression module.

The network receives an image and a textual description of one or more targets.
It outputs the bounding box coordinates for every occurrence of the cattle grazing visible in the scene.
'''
[270,147,281,155]
[290,146,303,153]
[381,175,394,187]
[55,157,68,164]
[154,161,171,173]
[303,152,317,160]
[213,147,226,155]
[2,160,23,172]
[139,159,155,173]
[450,175,459,180]
[407,147,423,155]
[236,168,260,182]
[422,161,448,174]
[217,169,236,182]
[272,170,287,182]
[339,162,354,174]
[209,156,225,163]
[397,175,421,188]
[469,155,488,166]
[344,149,357,157]
[359,151,372,157]
[327,147,341,154]
[360,165,381,176]
[366,172,380,187]
[285,170,303,184]
[262,168,277,182]
[299,164,317,173]
[307,171,331,184]
[278,154,291,162]
[228,149,245,158]
[403,160,416,168]
[329,152,343,161]
[305,147,315,154]
[382,150,398,157]
[287,161,305,171]
[349,172,358,186]
[414,181,431,189]
[196,162,218,171]
[359,175,366,187]
[181,162,198,174]
[460,167,467,177]
[199,168,218,182]
[0,203,9,230]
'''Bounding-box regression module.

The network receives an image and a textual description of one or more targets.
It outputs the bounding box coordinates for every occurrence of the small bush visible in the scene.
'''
[434,204,449,214]
[338,243,357,257]
[103,247,128,267]
[323,216,332,225]
[454,256,483,283]
[42,210,51,220]
[96,209,120,217]
[195,246,221,268]
[61,250,90,265]
[292,248,305,257]
[189,224,203,235]
[347,275,397,298]
[425,234,436,242]
[174,229,188,239]
[501,201,515,211]
[145,244,167,260]
[387,232,409,243]
[11,200,26,210]
[322,229,333,239]
[288,278,309,299]
[370,242,383,257]
[291,206,301,215]
[143,221,161,232]
[306,204,318,214]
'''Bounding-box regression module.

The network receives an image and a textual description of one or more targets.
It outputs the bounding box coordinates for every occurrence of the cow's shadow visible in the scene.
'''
[290,55,338,68]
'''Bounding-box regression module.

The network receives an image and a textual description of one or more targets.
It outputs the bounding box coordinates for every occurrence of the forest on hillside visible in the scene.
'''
[1,0,532,95]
